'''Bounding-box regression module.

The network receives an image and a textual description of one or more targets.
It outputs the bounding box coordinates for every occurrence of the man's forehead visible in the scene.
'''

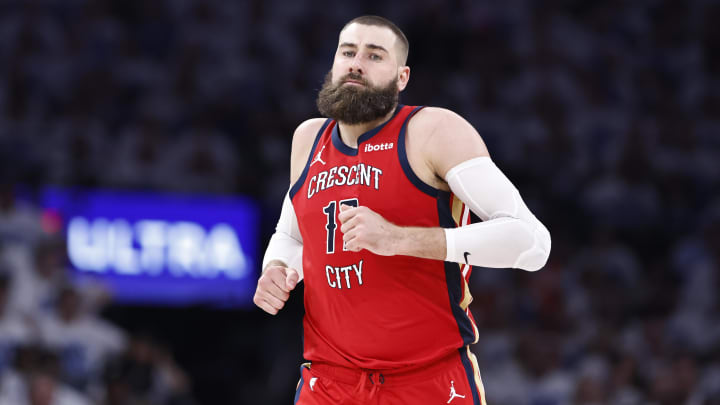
[338,23,397,49]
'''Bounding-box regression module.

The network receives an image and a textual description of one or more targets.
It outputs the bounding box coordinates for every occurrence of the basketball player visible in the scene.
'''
[254,15,551,405]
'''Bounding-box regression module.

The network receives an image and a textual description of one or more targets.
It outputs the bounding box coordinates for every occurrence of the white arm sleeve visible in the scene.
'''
[444,157,551,271]
[262,192,304,280]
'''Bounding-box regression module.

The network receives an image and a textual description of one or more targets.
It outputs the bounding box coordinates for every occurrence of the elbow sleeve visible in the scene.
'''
[444,157,551,271]
[262,192,304,279]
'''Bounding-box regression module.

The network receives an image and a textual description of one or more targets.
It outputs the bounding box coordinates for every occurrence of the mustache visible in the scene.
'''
[316,69,398,125]
[340,73,368,86]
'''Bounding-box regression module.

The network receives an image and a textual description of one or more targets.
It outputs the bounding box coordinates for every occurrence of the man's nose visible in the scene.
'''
[349,56,363,75]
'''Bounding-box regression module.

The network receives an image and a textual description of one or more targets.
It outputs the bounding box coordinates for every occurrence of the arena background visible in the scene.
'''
[1,0,719,404]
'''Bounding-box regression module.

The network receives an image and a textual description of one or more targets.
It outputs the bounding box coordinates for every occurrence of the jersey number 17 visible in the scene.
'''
[322,198,358,254]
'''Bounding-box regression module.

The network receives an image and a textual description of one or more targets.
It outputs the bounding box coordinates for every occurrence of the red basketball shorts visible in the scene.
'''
[293,347,486,405]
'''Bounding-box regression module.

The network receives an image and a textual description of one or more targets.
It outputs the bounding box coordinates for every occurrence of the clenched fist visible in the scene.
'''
[253,262,299,315]
[337,204,401,256]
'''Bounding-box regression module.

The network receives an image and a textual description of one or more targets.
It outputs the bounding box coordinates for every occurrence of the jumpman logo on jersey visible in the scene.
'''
[310,146,326,166]
[447,380,465,403]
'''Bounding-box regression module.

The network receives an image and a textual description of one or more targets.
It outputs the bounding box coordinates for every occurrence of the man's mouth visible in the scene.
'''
[343,79,365,86]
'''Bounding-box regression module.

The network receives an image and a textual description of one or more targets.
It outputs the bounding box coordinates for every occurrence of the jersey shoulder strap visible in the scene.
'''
[289,119,332,199]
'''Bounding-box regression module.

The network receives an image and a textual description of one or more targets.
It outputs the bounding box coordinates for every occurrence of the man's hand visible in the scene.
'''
[253,263,299,315]
[337,204,401,256]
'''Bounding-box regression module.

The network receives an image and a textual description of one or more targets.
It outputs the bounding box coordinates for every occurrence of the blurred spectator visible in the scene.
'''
[23,369,91,405]
[161,118,237,194]
[0,184,44,246]
[0,273,35,373]
[102,334,194,405]
[104,117,172,190]
[38,286,126,392]
[0,346,91,405]
[4,238,68,319]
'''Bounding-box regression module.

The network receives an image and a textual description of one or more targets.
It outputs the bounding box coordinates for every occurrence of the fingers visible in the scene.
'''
[337,203,358,223]
[285,268,299,290]
[342,226,363,252]
[339,204,363,233]
[339,205,365,251]
[267,267,292,295]
[344,238,362,252]
[253,266,293,315]
[340,215,358,234]
[254,292,286,315]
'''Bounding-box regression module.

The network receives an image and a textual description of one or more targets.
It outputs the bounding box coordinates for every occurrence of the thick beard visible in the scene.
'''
[316,71,399,125]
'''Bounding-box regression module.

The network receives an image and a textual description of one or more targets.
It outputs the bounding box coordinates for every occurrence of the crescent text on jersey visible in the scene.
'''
[325,259,364,289]
[307,163,383,199]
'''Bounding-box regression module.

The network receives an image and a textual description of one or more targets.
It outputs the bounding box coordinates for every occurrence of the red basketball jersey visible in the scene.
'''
[289,105,478,370]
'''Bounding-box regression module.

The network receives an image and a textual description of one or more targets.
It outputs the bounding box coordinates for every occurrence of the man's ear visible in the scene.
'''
[398,66,410,91]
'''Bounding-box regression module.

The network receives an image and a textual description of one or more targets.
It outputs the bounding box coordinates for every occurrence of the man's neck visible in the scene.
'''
[336,107,396,148]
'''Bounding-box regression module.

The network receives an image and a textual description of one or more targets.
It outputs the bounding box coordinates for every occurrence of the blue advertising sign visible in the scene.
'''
[41,188,260,307]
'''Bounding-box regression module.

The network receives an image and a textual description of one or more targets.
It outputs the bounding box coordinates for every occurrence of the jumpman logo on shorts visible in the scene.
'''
[447,380,465,403]
[310,146,326,166]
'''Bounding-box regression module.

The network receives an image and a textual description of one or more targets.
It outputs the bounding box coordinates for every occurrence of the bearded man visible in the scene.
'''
[254,15,551,405]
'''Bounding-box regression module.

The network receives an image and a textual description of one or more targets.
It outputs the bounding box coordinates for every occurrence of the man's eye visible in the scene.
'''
[343,51,355,57]
[370,54,382,61]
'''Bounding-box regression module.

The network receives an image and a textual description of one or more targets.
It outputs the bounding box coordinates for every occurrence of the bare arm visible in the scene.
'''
[338,108,551,271]
[413,107,490,181]
[338,204,446,259]
[254,118,325,315]
[339,108,487,260]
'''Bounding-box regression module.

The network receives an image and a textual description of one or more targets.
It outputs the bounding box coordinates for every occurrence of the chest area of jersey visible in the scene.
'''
[303,141,399,202]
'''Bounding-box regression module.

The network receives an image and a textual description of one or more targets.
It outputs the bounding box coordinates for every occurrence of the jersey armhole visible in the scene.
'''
[397,106,442,198]
[289,119,332,200]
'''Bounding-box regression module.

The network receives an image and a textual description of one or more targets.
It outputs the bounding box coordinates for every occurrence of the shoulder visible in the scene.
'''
[290,118,327,183]
[407,107,489,179]
[408,107,477,138]
[291,118,327,150]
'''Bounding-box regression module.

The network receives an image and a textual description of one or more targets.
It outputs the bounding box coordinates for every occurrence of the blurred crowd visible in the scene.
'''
[0,0,719,404]
[0,187,196,405]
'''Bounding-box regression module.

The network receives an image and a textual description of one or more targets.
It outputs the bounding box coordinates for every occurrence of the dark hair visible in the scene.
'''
[342,15,409,65]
